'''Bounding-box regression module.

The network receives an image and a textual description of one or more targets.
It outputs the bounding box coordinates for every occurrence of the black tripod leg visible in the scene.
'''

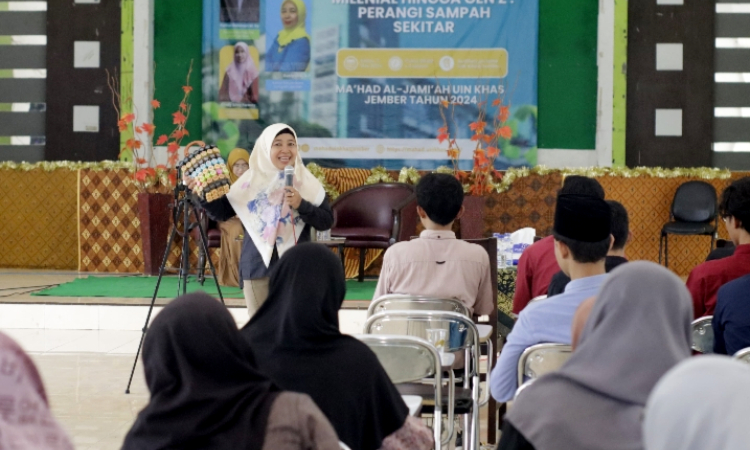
[191,205,225,305]
[125,201,183,394]
[179,194,191,296]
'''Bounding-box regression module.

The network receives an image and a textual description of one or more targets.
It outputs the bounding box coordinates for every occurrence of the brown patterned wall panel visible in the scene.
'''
[595,176,731,277]
[0,169,78,269]
[483,173,563,237]
[78,169,143,272]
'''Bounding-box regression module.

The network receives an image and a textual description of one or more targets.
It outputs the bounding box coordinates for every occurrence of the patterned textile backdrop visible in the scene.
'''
[595,175,733,277]
[483,172,563,237]
[0,168,78,269]
[78,169,143,272]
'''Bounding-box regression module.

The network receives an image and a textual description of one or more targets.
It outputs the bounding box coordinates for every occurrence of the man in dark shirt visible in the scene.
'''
[713,274,750,355]
[547,200,630,297]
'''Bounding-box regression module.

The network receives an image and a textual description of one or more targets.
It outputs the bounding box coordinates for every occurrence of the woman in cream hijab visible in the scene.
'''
[644,355,750,450]
[215,148,250,287]
[265,0,311,72]
[187,124,332,317]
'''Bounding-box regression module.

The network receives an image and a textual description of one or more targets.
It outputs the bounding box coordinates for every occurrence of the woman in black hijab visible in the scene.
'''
[123,292,340,450]
[241,243,432,450]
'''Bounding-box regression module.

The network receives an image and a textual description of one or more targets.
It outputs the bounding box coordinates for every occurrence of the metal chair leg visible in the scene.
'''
[358,248,366,282]
[658,233,664,265]
[664,234,669,268]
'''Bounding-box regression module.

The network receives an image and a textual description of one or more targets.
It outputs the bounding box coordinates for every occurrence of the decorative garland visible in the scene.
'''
[4,161,733,195]
[0,160,132,172]
[306,163,341,200]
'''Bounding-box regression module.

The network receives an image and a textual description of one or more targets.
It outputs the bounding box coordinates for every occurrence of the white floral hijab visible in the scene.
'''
[227,123,325,268]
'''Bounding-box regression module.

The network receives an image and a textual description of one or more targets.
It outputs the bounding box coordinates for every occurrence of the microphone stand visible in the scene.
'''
[125,176,224,394]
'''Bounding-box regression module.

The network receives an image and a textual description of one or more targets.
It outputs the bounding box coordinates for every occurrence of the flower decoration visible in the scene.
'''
[437,85,509,196]
[106,61,201,193]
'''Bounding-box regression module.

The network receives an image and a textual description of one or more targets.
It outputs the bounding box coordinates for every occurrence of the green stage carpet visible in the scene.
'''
[32,276,377,301]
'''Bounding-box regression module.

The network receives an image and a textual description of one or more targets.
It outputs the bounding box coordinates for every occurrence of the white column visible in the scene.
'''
[132,0,154,162]
[595,0,615,167]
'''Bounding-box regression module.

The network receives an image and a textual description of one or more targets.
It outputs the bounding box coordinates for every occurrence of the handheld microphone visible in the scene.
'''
[284,165,294,188]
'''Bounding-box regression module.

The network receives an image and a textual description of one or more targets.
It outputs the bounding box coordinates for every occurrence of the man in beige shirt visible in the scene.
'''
[373,173,494,316]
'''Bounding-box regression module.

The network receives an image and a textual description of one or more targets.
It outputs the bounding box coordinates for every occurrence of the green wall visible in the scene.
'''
[151,0,600,152]
[537,0,599,150]
[153,0,203,143]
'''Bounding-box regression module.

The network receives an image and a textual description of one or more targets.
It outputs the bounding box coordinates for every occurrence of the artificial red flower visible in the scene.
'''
[172,111,187,126]
[487,146,500,158]
[469,121,486,133]
[498,126,512,139]
[438,133,449,143]
[151,99,161,109]
[141,123,156,135]
[182,86,193,94]
[156,134,169,145]
[498,106,510,123]
[167,142,180,154]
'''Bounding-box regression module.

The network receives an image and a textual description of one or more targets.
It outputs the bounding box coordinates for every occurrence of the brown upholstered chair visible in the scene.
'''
[330,183,418,281]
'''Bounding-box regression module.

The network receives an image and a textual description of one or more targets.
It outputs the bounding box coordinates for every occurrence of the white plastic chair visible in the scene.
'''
[364,310,482,450]
[516,343,572,387]
[691,316,714,354]
[356,334,445,448]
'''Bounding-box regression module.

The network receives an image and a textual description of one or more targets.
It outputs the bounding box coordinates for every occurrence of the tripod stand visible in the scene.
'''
[125,182,224,394]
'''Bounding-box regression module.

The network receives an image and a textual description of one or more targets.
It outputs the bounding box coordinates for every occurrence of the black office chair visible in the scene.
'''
[659,181,718,267]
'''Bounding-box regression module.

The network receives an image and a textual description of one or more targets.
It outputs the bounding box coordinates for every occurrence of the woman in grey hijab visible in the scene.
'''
[644,355,750,450]
[497,261,693,450]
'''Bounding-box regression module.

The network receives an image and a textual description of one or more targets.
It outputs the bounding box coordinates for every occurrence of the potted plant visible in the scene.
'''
[107,62,201,275]
[437,89,510,238]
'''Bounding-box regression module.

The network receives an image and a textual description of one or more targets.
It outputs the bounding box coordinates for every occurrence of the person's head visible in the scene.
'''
[559,175,605,199]
[719,176,750,245]
[227,148,250,184]
[644,356,750,450]
[233,42,248,64]
[570,261,692,403]
[246,243,346,344]
[415,173,465,229]
[553,194,612,277]
[607,200,631,253]
[281,0,300,29]
[270,128,297,170]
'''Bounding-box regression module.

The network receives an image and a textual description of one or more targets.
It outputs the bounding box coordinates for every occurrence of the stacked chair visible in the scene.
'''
[361,292,495,450]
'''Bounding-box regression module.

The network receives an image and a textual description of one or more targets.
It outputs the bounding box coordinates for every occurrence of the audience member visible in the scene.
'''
[373,173,494,316]
[499,262,693,450]
[705,239,735,261]
[644,356,750,450]
[713,273,750,354]
[570,296,595,350]
[513,176,605,314]
[122,292,340,450]
[241,243,433,450]
[547,200,630,296]
[491,193,612,402]
[0,332,74,450]
[216,147,250,288]
[687,177,750,318]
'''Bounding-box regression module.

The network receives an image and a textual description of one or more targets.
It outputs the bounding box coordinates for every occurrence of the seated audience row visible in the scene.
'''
[124,244,433,450]
[491,182,612,401]
[499,261,693,450]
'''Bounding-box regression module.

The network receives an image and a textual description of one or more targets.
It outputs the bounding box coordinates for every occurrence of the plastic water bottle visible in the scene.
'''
[494,233,506,269]
[502,234,513,268]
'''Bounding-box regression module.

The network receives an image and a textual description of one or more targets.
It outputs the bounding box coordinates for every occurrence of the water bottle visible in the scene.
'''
[494,233,506,269]
[502,234,513,268]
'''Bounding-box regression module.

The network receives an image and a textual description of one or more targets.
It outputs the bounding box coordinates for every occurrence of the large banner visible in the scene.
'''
[203,0,538,169]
